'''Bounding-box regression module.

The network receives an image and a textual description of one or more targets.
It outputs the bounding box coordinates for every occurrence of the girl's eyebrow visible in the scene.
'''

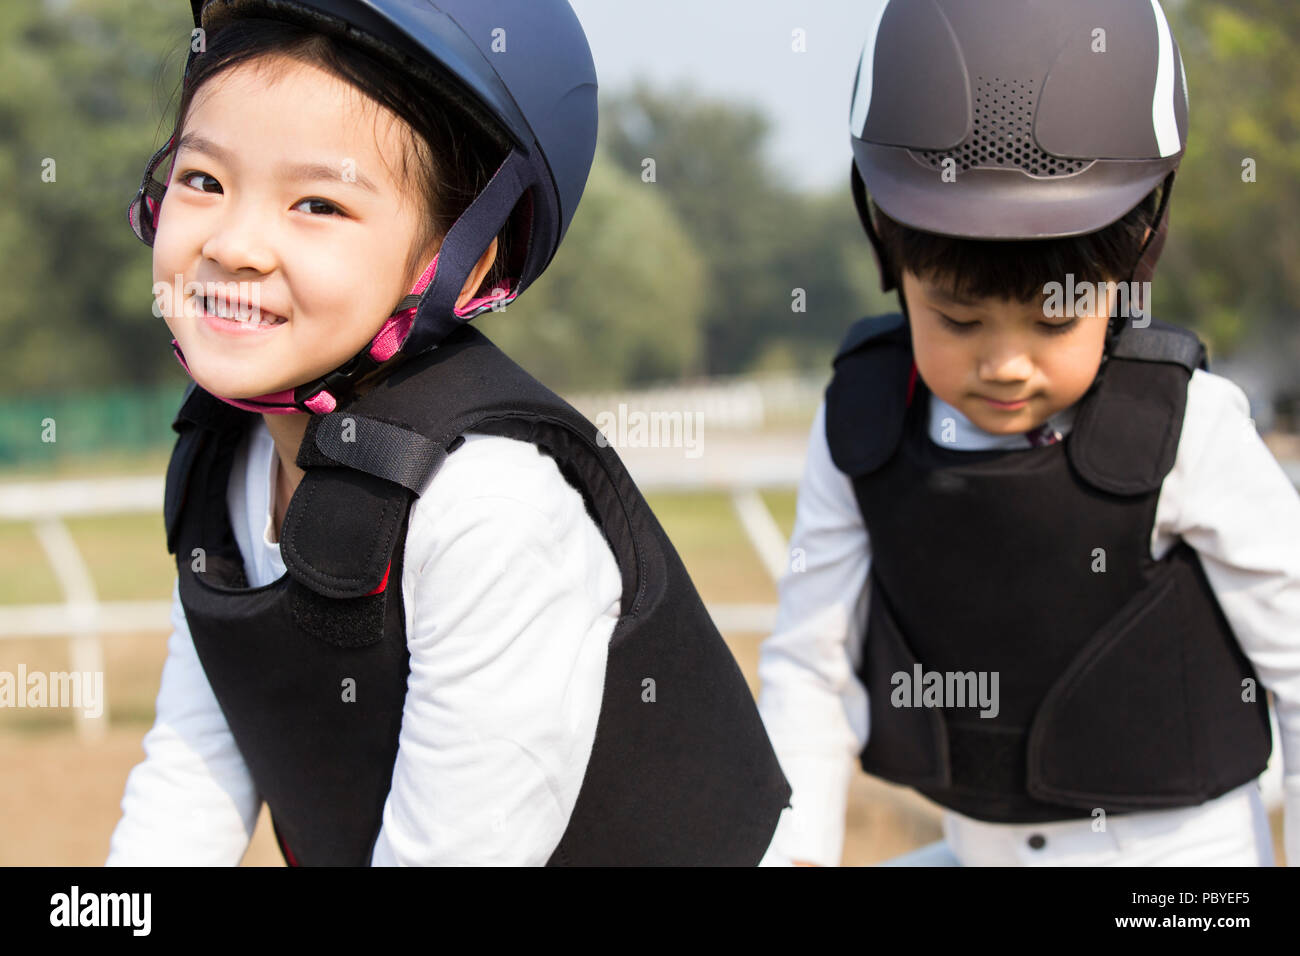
[286,160,380,195]
[175,131,380,194]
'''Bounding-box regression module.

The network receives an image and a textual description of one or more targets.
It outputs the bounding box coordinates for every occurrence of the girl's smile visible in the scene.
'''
[152,54,441,402]
[193,289,289,335]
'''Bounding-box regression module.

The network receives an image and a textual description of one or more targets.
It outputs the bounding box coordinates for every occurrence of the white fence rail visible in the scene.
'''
[1,380,1296,815]
[0,477,169,741]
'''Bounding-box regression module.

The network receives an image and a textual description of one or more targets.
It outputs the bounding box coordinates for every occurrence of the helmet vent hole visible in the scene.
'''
[911,76,1093,178]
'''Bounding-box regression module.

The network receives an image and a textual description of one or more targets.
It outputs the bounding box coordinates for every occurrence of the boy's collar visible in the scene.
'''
[927,393,1078,450]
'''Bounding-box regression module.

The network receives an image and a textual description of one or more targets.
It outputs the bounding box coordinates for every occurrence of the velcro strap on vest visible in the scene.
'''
[279,468,411,599]
[947,721,1026,794]
[300,412,448,494]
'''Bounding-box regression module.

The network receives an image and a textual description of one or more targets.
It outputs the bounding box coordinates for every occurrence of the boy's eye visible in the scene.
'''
[1039,318,1079,335]
[939,314,978,333]
[940,313,1080,336]
[180,170,221,193]
[292,197,342,216]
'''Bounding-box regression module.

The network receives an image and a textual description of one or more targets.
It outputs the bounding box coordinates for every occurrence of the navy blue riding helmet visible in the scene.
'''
[128,0,598,412]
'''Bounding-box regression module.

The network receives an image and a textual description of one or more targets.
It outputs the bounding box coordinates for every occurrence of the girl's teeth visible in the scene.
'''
[203,295,283,326]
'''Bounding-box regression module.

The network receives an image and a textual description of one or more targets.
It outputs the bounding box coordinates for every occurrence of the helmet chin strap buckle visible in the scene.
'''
[291,293,426,412]
[293,346,385,414]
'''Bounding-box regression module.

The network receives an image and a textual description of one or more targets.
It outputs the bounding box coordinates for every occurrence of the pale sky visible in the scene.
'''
[569,0,884,194]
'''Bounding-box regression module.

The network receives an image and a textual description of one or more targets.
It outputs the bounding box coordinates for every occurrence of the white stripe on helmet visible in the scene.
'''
[1149,0,1181,157]
[1179,33,1189,112]
[849,0,894,139]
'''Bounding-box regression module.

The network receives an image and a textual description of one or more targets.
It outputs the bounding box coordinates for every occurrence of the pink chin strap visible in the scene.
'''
[170,252,513,415]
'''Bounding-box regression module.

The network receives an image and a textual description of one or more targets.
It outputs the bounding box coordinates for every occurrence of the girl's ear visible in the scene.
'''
[455,237,500,311]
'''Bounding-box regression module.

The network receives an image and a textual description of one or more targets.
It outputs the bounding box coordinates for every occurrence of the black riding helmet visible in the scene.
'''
[848,0,1188,351]
[129,0,598,413]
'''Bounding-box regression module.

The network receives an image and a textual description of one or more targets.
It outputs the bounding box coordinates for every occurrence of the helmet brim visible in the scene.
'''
[852,140,1180,241]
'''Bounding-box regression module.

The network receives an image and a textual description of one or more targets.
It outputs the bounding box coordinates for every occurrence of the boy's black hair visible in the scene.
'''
[870,187,1162,306]
[170,15,513,298]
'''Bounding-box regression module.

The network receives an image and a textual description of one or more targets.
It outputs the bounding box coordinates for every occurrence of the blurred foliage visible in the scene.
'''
[476,146,707,389]
[598,81,891,377]
[0,0,185,393]
[1157,0,1300,358]
[0,0,1294,413]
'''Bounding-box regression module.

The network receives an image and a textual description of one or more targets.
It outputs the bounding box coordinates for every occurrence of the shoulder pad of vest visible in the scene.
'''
[170,381,198,431]
[825,314,913,476]
[833,312,909,361]
[163,424,203,557]
[163,382,258,556]
[1067,318,1202,496]
[1106,317,1208,372]
[170,379,257,434]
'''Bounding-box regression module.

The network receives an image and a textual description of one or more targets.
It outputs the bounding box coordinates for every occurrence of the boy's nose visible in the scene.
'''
[978,349,1034,383]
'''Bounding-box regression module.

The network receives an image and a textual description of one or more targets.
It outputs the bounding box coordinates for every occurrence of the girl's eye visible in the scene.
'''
[1039,318,1079,336]
[293,197,342,216]
[180,171,221,193]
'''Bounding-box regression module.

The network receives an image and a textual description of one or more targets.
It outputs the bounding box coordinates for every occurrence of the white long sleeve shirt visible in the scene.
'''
[106,419,622,866]
[757,368,1300,866]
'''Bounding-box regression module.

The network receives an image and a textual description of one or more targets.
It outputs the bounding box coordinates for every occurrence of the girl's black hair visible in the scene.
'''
[870,186,1162,305]
[171,15,512,298]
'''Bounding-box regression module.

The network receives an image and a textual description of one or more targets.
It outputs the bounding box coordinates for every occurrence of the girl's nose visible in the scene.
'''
[201,207,277,275]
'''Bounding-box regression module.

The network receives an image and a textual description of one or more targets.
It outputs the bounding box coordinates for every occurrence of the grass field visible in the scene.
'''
[0,459,1286,866]
[0,489,790,733]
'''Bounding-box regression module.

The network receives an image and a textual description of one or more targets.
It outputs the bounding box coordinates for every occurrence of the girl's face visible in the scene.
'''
[154,55,439,400]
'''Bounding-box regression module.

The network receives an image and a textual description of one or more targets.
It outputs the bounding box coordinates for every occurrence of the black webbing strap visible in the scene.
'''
[301,412,448,494]
[401,149,535,355]
[1110,321,1206,371]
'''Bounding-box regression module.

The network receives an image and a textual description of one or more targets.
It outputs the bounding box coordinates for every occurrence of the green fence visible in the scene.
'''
[0,382,189,469]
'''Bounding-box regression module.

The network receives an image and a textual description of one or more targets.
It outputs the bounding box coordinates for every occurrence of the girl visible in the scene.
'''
[106,0,790,866]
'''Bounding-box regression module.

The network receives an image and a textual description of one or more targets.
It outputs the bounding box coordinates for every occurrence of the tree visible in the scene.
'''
[475,146,706,390]
[0,0,191,394]
[599,82,892,377]
[1158,0,1300,363]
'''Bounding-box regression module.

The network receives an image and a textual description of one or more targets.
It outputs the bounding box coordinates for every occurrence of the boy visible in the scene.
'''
[758,0,1300,866]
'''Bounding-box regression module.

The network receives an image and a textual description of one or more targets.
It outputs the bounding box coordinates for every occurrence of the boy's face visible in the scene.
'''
[152,55,439,402]
[901,269,1113,435]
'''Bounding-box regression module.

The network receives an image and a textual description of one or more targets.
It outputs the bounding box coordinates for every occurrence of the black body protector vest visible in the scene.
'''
[824,313,1273,824]
[163,324,791,865]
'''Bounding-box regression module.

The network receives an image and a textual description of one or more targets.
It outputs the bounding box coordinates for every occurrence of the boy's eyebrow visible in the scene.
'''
[924,283,982,307]
[174,132,379,194]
